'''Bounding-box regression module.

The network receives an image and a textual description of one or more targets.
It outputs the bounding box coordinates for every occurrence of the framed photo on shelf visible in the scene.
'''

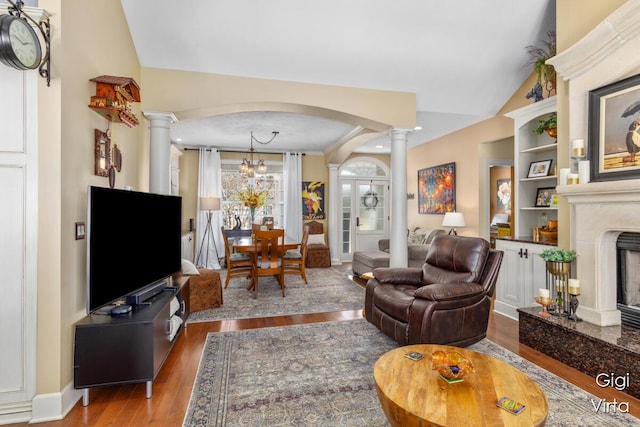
[534,187,556,208]
[588,72,640,182]
[527,159,553,178]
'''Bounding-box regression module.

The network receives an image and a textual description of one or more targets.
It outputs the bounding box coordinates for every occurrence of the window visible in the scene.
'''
[220,160,284,229]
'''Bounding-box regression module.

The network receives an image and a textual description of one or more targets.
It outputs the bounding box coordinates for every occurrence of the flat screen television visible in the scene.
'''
[86,186,182,313]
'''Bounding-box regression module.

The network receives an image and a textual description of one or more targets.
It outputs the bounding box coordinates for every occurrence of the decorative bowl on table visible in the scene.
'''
[431,350,475,383]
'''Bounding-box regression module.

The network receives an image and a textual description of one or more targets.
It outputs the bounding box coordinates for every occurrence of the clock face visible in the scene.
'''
[0,15,42,71]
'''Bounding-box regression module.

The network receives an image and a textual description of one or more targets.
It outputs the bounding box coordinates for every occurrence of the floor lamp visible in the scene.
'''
[442,212,466,235]
[196,197,221,268]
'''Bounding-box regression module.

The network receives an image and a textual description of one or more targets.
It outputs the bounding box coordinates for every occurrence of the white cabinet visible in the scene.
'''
[493,239,549,320]
[505,97,558,237]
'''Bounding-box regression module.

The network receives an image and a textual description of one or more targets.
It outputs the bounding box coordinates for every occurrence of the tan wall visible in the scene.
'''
[37,0,142,393]
[140,68,416,132]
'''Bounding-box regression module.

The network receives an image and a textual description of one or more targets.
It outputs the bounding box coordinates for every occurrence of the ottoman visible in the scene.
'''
[188,269,223,311]
[306,243,331,268]
[352,251,390,276]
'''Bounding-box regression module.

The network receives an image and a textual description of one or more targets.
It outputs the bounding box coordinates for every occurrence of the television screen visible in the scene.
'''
[87,186,182,313]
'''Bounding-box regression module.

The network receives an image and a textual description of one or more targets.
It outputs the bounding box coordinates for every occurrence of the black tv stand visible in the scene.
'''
[73,276,190,405]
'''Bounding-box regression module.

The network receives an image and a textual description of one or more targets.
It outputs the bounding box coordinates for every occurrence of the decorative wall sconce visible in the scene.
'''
[94,128,122,188]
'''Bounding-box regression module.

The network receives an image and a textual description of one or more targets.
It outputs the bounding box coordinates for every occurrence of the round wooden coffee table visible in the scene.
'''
[374,344,548,426]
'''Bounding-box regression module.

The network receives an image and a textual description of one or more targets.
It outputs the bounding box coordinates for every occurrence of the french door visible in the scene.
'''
[340,179,388,260]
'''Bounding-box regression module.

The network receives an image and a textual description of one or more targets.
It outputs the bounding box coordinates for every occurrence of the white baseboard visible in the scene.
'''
[0,402,31,426]
[30,381,81,424]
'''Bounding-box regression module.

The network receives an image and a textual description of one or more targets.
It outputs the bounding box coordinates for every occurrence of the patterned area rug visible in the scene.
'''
[183,319,639,427]
[187,267,364,323]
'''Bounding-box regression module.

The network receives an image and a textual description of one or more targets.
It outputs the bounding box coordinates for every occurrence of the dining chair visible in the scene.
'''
[220,227,253,289]
[282,224,309,284]
[252,223,273,233]
[253,228,286,297]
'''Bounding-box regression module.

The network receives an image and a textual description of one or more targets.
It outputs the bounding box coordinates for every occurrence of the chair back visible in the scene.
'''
[306,220,324,235]
[220,227,253,288]
[421,234,490,285]
[255,229,285,273]
[300,225,310,258]
[252,223,273,233]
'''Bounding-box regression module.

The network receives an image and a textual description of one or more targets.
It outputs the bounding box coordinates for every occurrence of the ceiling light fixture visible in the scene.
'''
[239,131,279,177]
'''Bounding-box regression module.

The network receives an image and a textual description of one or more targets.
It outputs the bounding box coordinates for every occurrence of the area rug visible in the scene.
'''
[183,319,639,426]
[187,267,364,323]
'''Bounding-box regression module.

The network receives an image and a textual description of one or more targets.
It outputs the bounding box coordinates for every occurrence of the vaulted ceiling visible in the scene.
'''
[121,0,555,154]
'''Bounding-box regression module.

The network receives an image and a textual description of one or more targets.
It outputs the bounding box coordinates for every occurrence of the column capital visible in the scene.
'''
[388,128,413,138]
[142,111,178,123]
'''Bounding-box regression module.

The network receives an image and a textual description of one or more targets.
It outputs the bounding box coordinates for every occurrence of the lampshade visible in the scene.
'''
[442,212,466,228]
[200,197,220,211]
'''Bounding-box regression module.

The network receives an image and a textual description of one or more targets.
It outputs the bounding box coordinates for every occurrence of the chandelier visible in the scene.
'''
[239,131,279,177]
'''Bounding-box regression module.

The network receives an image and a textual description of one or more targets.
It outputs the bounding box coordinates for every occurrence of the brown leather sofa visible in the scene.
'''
[364,234,503,347]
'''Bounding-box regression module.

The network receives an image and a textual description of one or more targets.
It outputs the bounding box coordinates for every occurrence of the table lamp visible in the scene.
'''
[442,212,466,235]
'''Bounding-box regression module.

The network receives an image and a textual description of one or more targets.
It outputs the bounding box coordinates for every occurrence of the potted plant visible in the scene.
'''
[533,112,557,137]
[540,248,577,276]
[526,31,557,97]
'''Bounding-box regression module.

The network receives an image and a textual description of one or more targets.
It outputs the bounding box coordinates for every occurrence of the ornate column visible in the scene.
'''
[389,128,412,268]
[143,111,177,195]
[328,163,341,265]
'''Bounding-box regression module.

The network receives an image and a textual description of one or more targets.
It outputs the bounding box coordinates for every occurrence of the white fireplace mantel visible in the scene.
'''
[547,0,640,326]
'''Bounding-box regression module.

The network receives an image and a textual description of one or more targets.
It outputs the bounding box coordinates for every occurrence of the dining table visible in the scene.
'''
[232,235,299,296]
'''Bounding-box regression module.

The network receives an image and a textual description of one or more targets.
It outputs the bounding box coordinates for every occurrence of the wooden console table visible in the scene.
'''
[374,344,548,426]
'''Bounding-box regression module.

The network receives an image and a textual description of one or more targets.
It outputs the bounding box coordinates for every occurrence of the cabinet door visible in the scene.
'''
[0,68,37,407]
[494,242,526,319]
[527,243,549,298]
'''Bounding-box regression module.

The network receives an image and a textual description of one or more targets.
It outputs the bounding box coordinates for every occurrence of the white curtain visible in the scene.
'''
[283,152,303,243]
[195,148,223,269]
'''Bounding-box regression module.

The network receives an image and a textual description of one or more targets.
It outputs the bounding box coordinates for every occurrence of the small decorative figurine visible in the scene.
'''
[526,82,544,102]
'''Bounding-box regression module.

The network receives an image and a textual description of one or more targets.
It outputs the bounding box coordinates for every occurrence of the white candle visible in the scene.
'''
[568,279,581,295]
[559,168,570,185]
[572,139,585,157]
[578,160,590,184]
[539,288,550,298]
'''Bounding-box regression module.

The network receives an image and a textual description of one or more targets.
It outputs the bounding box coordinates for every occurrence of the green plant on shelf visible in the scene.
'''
[539,248,577,262]
[533,112,557,135]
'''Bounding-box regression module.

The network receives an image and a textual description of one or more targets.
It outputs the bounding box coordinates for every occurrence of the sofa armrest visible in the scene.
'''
[372,267,423,285]
[378,239,390,252]
[414,282,484,301]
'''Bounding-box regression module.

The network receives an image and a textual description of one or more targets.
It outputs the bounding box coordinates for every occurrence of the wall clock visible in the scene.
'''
[0,14,42,70]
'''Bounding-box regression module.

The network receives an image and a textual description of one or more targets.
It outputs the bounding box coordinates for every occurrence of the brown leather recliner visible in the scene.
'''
[364,234,503,347]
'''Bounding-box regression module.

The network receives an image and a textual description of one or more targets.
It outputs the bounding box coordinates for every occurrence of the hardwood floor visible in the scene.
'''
[12,267,640,426]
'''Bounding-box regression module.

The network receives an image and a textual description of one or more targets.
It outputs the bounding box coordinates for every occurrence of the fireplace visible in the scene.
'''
[617,232,640,329]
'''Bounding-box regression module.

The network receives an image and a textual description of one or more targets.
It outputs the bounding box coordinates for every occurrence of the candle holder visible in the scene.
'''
[571,154,585,176]
[534,296,553,318]
[554,290,565,316]
[568,293,582,322]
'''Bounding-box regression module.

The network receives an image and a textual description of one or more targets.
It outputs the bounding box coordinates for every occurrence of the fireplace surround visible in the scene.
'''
[549,1,640,327]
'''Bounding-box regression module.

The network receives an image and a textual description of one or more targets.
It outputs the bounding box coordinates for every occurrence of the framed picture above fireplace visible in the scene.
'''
[588,72,640,182]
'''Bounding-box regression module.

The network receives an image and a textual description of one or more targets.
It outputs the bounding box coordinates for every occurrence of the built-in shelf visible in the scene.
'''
[505,96,558,237]
[520,143,558,154]
[520,175,557,182]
